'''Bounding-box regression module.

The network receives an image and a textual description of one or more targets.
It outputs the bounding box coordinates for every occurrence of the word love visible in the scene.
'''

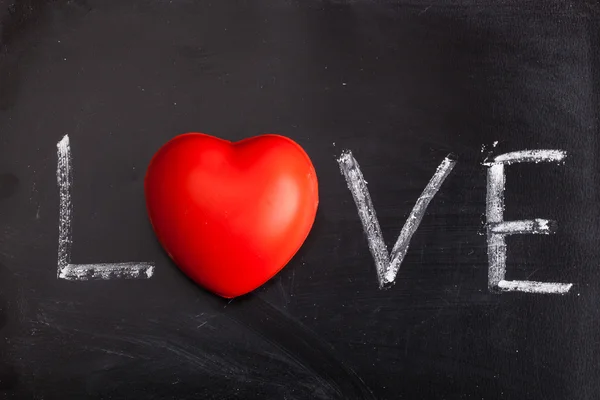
[55,134,573,295]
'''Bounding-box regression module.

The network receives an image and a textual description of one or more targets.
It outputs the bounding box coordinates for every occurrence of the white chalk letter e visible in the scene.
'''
[485,150,573,294]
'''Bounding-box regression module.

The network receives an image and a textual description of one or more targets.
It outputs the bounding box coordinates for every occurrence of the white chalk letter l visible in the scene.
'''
[56,134,155,280]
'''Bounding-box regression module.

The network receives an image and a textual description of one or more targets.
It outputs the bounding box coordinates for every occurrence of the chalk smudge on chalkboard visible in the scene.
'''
[56,134,155,280]
[480,140,499,157]
[485,149,572,294]
[338,151,456,288]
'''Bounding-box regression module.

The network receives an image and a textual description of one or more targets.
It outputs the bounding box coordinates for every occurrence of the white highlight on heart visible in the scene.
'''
[56,134,155,280]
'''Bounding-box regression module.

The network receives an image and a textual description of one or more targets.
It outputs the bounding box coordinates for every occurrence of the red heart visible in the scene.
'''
[144,133,319,298]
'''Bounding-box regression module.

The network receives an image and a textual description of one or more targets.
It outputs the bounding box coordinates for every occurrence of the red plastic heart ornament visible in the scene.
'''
[144,133,319,298]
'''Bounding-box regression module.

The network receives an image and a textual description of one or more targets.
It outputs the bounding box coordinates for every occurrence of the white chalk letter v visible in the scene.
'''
[338,151,456,288]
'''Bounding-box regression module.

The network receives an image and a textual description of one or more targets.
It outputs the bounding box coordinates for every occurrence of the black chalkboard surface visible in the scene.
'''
[1,0,598,398]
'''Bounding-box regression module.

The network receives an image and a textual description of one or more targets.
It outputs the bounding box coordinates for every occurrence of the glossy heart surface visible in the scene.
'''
[145,133,319,298]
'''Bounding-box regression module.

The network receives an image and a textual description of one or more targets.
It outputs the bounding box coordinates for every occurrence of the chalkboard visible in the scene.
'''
[1,0,598,398]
